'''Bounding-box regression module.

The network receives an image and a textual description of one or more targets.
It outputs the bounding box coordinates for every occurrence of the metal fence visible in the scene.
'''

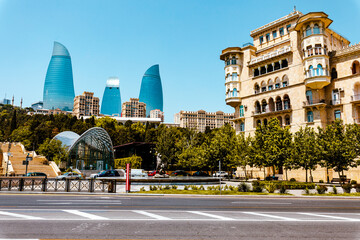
[0,177,110,193]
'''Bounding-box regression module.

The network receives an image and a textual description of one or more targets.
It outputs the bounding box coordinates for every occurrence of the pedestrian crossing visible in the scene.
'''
[0,209,359,222]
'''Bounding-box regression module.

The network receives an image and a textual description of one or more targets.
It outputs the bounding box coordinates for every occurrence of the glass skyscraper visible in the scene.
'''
[43,42,75,111]
[139,64,163,117]
[100,77,121,116]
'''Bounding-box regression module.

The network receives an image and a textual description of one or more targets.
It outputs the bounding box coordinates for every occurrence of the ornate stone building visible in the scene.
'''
[73,92,100,118]
[220,11,360,135]
[121,98,146,118]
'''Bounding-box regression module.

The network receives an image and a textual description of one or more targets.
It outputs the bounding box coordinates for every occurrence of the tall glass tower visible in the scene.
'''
[100,77,121,116]
[43,42,75,111]
[139,64,163,117]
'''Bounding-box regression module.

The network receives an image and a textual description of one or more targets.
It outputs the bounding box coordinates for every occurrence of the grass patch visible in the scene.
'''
[303,193,360,197]
[133,189,288,195]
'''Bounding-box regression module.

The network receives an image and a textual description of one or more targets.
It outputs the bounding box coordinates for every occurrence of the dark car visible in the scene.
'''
[25,172,47,178]
[192,171,210,177]
[97,170,120,178]
[170,170,190,176]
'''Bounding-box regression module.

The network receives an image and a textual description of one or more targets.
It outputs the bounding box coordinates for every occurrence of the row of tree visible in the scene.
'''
[1,105,359,180]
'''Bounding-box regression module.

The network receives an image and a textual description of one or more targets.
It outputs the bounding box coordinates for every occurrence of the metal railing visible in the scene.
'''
[303,99,327,106]
[351,94,360,102]
[0,177,110,193]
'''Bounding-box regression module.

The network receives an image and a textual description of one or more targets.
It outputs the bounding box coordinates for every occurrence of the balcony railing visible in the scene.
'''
[252,105,292,116]
[331,99,341,105]
[303,99,327,106]
[249,46,291,65]
[351,94,360,102]
[303,47,327,58]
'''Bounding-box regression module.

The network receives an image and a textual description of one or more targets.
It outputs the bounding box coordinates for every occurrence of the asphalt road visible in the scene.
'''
[0,193,359,239]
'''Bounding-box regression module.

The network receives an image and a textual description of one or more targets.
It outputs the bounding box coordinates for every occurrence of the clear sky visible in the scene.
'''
[1,0,360,122]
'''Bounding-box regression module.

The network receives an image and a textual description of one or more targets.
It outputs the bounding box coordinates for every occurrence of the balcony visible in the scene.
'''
[252,105,292,117]
[304,73,330,89]
[225,96,241,107]
[303,47,327,59]
[303,99,327,108]
[351,95,360,104]
[249,46,291,66]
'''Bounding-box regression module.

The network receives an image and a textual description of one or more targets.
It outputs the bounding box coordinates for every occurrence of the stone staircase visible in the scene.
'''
[0,143,58,177]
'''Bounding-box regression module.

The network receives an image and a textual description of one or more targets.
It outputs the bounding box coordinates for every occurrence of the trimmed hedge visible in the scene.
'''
[114,155,142,169]
[258,181,315,189]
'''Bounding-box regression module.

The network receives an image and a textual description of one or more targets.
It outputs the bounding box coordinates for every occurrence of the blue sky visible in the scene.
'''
[1,0,360,122]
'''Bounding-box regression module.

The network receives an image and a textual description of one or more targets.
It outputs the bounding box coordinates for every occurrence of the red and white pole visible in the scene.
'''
[125,163,131,193]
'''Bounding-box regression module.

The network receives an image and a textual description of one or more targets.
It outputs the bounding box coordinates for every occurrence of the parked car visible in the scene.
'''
[192,171,210,177]
[56,172,82,180]
[148,170,158,177]
[130,169,147,179]
[170,170,190,176]
[95,169,123,178]
[25,172,47,178]
[212,171,229,177]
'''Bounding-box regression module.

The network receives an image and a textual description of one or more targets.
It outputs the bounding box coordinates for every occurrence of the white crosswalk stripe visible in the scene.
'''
[62,210,109,220]
[0,211,43,220]
[298,212,360,221]
[132,210,171,220]
[243,211,298,221]
[188,211,235,220]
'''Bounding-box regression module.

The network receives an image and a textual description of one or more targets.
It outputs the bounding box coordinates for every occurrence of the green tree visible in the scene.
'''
[177,129,206,170]
[234,133,251,178]
[318,120,358,181]
[37,138,68,165]
[155,126,182,169]
[291,126,320,182]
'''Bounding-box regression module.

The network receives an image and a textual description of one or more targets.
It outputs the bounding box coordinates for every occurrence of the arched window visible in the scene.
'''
[307,111,314,122]
[274,62,281,70]
[331,68,338,80]
[317,64,323,76]
[352,61,360,75]
[268,98,275,112]
[306,25,312,36]
[231,56,237,65]
[264,118,268,126]
[313,24,320,34]
[267,64,274,73]
[285,115,291,125]
[260,66,267,75]
[254,69,260,77]
[268,79,274,91]
[232,73,238,81]
[277,116,283,126]
[282,75,289,87]
[275,77,281,89]
[261,81,267,92]
[254,83,260,94]
[256,119,261,127]
[261,99,267,113]
[283,95,290,109]
[232,88,237,97]
[255,101,261,114]
[309,65,314,77]
[239,105,244,117]
[275,96,282,111]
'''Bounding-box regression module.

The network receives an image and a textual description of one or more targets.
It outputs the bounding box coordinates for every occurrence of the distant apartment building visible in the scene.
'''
[121,98,146,118]
[28,108,72,116]
[174,110,234,132]
[31,101,43,111]
[150,109,164,122]
[73,91,99,118]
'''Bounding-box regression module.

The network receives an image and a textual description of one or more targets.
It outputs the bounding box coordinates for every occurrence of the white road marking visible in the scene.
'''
[231,202,292,205]
[37,200,122,202]
[0,211,43,220]
[44,203,122,205]
[63,210,108,220]
[298,212,360,221]
[243,211,298,221]
[132,210,171,220]
[188,211,234,220]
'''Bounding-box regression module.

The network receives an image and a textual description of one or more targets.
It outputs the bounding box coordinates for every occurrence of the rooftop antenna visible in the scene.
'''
[11,95,14,106]
[20,97,23,108]
[294,6,296,12]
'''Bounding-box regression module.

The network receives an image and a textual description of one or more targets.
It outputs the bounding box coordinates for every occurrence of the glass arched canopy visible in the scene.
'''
[54,127,114,170]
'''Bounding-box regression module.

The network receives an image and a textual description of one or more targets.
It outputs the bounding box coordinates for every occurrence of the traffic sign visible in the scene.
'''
[26,157,33,161]
[22,161,29,165]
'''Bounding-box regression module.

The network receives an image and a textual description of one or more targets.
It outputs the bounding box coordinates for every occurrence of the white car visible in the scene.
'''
[212,171,229,177]
[56,172,82,180]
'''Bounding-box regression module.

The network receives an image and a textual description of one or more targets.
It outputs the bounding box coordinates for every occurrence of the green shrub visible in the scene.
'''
[290,178,296,182]
[332,185,337,194]
[199,185,205,190]
[252,181,263,192]
[229,185,235,191]
[354,184,360,193]
[114,155,142,169]
[316,185,327,194]
[157,185,163,190]
[191,185,199,190]
[150,186,157,191]
[319,180,324,183]
[279,185,287,194]
[304,187,310,195]
[184,185,188,190]
[351,180,357,185]
[171,185,178,190]
[265,182,276,193]
[163,185,170,190]
[140,187,146,192]
[207,186,214,191]
[237,182,250,192]
[224,185,229,191]
[342,183,352,193]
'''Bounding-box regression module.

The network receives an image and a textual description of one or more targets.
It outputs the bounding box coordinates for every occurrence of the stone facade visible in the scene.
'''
[121,98,146,118]
[220,11,360,135]
[73,92,100,118]
[174,110,234,132]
